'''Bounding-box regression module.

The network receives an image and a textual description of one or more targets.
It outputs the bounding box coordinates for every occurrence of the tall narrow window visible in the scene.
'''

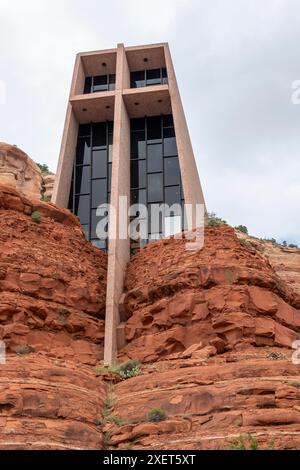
[68,121,113,252]
[130,115,184,254]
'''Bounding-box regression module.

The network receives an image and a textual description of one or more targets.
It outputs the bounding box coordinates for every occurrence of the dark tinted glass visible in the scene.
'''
[165,185,181,207]
[91,239,107,250]
[78,124,91,137]
[108,163,112,191]
[68,177,74,210]
[131,71,145,88]
[148,203,163,233]
[131,118,145,131]
[92,123,107,147]
[164,157,180,186]
[84,77,92,94]
[148,173,163,202]
[162,68,168,84]
[92,179,107,208]
[131,160,146,189]
[108,74,116,91]
[147,144,163,172]
[147,116,161,142]
[138,160,146,188]
[76,137,91,165]
[163,114,174,128]
[75,195,90,225]
[146,68,161,86]
[93,75,108,92]
[163,127,177,156]
[91,209,108,239]
[131,160,138,189]
[75,165,90,194]
[108,143,113,162]
[131,189,147,207]
[131,131,146,159]
[81,224,90,240]
[92,149,107,179]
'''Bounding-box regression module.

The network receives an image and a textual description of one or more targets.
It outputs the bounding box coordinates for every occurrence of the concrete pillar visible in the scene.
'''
[104,44,131,364]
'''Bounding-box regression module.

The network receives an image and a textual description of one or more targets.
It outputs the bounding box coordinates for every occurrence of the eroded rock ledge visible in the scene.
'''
[0,184,107,449]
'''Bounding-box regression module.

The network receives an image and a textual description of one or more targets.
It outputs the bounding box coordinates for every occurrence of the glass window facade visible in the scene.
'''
[130,68,168,88]
[130,114,185,254]
[68,121,113,251]
[83,74,116,94]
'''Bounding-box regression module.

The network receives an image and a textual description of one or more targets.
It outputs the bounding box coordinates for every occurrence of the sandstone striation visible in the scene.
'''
[0,143,55,201]
[0,184,108,449]
[107,350,300,450]
[1,186,300,450]
[102,225,300,450]
[119,225,300,363]
[42,173,55,200]
[236,231,300,297]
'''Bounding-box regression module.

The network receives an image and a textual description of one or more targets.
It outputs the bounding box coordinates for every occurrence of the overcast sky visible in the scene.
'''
[0,0,299,244]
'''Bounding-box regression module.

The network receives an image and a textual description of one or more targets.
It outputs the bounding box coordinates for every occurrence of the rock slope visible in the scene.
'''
[236,231,300,297]
[1,187,300,450]
[0,184,107,449]
[104,225,300,450]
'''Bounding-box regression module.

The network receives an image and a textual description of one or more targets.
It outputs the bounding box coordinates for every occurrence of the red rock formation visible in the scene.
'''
[120,225,300,363]
[102,225,300,450]
[1,188,300,450]
[108,350,300,450]
[0,143,56,202]
[0,184,107,449]
[236,230,300,297]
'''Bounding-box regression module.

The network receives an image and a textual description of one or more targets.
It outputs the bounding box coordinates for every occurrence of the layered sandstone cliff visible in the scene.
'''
[0,184,107,449]
[104,225,300,450]
[235,231,300,297]
[1,185,300,450]
[0,143,55,201]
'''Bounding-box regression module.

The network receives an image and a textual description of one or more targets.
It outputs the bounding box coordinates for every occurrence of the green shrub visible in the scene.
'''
[40,194,50,202]
[230,435,246,450]
[95,359,141,380]
[248,433,259,450]
[105,415,126,426]
[31,211,42,224]
[16,345,34,355]
[57,307,70,323]
[207,212,227,227]
[37,163,53,175]
[235,225,248,234]
[103,431,112,449]
[118,359,141,379]
[230,433,260,450]
[148,407,167,423]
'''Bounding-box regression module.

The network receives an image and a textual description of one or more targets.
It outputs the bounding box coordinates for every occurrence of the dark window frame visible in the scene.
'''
[130,114,184,254]
[130,68,168,89]
[68,122,113,251]
[83,74,116,94]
